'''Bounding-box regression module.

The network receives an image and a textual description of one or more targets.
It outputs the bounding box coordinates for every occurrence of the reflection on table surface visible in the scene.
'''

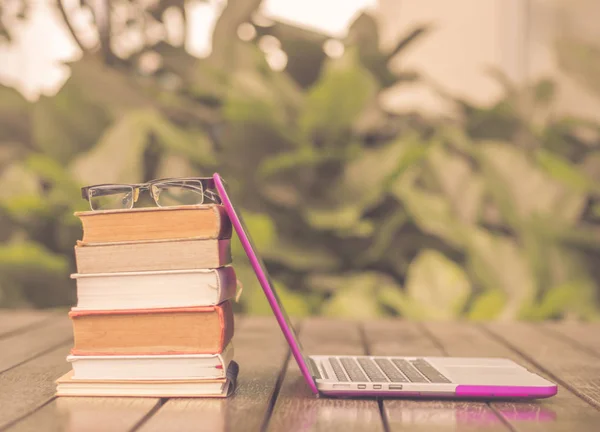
[54,392,556,432]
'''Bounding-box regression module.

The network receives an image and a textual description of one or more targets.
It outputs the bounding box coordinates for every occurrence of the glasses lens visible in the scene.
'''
[154,180,204,207]
[88,186,135,211]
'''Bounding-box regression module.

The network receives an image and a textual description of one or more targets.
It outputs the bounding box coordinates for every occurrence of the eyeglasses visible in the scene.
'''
[81,177,221,211]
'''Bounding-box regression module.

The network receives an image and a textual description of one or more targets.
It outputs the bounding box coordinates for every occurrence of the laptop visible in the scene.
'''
[213,173,558,399]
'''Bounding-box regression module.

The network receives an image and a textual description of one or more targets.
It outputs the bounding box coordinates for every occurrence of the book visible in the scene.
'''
[67,343,234,380]
[74,239,231,273]
[75,205,232,244]
[70,303,234,355]
[71,267,237,310]
[56,361,239,397]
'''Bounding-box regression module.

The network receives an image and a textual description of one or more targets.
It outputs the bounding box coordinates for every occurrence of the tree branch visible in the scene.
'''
[56,0,88,53]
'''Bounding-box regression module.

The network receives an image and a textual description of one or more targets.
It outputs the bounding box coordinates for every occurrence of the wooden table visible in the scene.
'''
[1,310,599,431]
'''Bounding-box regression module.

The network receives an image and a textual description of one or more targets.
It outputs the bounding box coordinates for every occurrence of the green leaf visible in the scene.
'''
[266,240,341,272]
[272,281,312,317]
[259,146,346,178]
[522,279,599,320]
[358,210,408,264]
[223,56,301,135]
[236,263,311,317]
[0,84,31,145]
[467,290,506,320]
[466,229,537,319]
[478,141,586,224]
[0,194,52,221]
[339,135,427,208]
[394,186,465,248]
[378,284,420,318]
[320,273,394,318]
[404,250,471,319]
[70,110,154,184]
[536,149,600,194]
[0,241,67,273]
[151,119,216,166]
[25,154,81,200]
[427,143,483,225]
[0,163,50,222]
[231,211,276,258]
[532,79,556,106]
[322,285,384,318]
[299,49,378,147]
[0,241,71,308]
[303,206,374,237]
[32,80,111,163]
[0,162,40,199]
[234,263,271,315]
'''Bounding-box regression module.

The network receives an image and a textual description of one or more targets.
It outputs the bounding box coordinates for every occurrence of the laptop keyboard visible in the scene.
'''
[357,358,387,382]
[329,357,349,382]
[411,358,452,383]
[329,357,450,383]
[340,358,367,382]
[392,359,429,383]
[374,359,409,382]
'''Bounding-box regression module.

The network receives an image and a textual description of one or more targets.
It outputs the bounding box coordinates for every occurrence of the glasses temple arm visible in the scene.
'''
[82,188,136,200]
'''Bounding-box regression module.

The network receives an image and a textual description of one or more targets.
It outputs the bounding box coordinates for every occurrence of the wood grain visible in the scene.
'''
[541,322,600,358]
[7,316,210,432]
[424,321,600,432]
[8,398,160,432]
[267,318,384,432]
[363,320,509,432]
[3,314,600,432]
[0,316,72,374]
[484,322,600,410]
[139,316,290,432]
[0,345,71,430]
[0,310,55,339]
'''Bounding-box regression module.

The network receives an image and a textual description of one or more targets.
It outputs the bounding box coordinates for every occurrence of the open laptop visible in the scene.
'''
[213,173,558,399]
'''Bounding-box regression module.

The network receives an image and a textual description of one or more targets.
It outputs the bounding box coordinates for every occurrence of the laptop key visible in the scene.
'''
[391,359,428,383]
[374,358,408,382]
[357,358,388,382]
[329,357,349,382]
[411,359,452,383]
[339,358,368,382]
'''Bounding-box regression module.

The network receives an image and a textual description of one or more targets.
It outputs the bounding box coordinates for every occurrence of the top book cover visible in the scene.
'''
[75,205,232,244]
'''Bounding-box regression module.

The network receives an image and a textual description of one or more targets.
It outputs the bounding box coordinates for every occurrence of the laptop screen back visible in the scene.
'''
[213,173,319,394]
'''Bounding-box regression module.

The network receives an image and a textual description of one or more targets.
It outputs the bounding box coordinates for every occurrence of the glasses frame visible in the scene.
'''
[81,177,221,211]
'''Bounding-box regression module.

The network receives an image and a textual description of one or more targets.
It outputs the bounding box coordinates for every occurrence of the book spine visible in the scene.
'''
[219,301,235,351]
[216,266,237,303]
[214,205,233,239]
[218,240,232,267]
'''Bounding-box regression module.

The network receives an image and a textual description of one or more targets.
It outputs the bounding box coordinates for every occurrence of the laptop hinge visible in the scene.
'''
[307,357,322,380]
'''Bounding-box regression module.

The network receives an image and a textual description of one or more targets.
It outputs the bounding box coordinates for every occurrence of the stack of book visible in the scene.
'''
[56,205,239,397]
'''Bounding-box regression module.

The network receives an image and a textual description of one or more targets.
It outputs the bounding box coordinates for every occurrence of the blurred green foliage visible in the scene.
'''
[1,0,599,319]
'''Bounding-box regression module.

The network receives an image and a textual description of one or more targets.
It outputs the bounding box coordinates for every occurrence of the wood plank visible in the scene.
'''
[484,322,600,409]
[363,320,510,432]
[424,321,600,432]
[8,315,217,431]
[0,310,55,338]
[8,398,160,432]
[0,316,72,374]
[541,322,600,358]
[267,318,384,432]
[0,344,71,430]
[139,316,290,432]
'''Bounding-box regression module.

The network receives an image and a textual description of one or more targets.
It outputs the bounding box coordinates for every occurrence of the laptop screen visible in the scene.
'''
[213,174,319,394]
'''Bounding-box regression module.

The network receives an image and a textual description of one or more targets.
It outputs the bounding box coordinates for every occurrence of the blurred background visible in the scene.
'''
[0,0,599,320]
